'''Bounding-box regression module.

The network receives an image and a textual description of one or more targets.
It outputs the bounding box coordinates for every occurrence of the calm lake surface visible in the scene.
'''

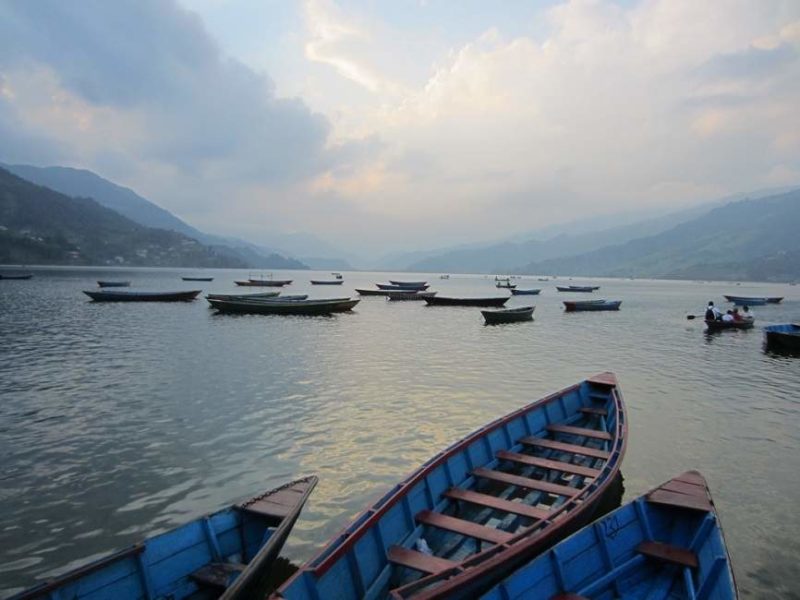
[1,268,798,598]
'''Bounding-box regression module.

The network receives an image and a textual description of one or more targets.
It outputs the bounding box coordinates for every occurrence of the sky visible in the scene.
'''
[1,0,799,257]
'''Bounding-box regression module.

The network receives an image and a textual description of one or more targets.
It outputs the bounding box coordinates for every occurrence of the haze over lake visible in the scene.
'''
[1,269,798,598]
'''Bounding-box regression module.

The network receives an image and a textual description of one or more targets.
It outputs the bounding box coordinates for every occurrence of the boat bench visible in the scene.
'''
[191,561,246,589]
[637,541,698,569]
[387,546,457,575]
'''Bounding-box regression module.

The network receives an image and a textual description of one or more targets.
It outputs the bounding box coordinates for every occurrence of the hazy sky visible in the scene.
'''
[1,0,799,255]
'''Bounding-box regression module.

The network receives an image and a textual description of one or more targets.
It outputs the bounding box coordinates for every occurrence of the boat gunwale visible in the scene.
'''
[305,373,624,581]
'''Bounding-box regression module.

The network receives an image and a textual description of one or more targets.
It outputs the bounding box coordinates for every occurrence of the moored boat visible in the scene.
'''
[424,295,510,307]
[209,297,359,315]
[181,276,214,281]
[496,282,516,289]
[97,280,131,288]
[763,323,800,352]
[723,294,783,305]
[205,292,305,302]
[386,291,438,301]
[235,278,293,287]
[482,471,737,600]
[563,299,622,312]
[377,283,430,291]
[84,290,201,302]
[310,280,344,285]
[12,476,317,600]
[557,285,600,293]
[274,373,627,600]
[356,287,391,296]
[481,305,534,324]
[705,318,754,331]
[389,280,428,287]
[510,288,541,296]
[0,273,33,280]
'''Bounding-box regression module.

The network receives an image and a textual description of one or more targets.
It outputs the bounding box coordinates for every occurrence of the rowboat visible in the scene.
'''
[563,300,622,312]
[482,471,736,600]
[377,283,430,291]
[182,276,214,282]
[209,297,359,315]
[557,285,600,293]
[311,280,344,285]
[205,293,308,303]
[235,279,292,287]
[763,323,800,352]
[390,280,428,287]
[510,288,541,296]
[274,373,627,600]
[704,318,754,331]
[425,295,510,307]
[0,273,33,280]
[481,306,534,324]
[537,278,549,282]
[97,280,131,288]
[356,288,391,296]
[386,291,438,301]
[723,295,783,305]
[84,290,201,302]
[12,476,317,600]
[496,282,516,289]
[440,275,450,279]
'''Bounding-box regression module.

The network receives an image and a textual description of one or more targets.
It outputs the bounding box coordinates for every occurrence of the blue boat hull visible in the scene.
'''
[764,323,800,352]
[482,471,737,599]
[564,300,622,312]
[275,373,627,600]
[510,289,541,295]
[13,477,317,600]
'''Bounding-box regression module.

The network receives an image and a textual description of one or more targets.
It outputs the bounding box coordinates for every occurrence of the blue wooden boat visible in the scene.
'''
[84,290,201,302]
[723,295,782,305]
[510,288,541,295]
[13,476,317,600]
[481,306,534,324]
[97,280,131,288]
[274,373,627,600]
[763,323,800,352]
[557,286,600,293]
[356,288,391,296]
[0,272,33,280]
[182,276,214,282]
[563,300,622,312]
[482,470,737,600]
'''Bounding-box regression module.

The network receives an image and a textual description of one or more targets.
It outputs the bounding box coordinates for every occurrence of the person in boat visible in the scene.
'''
[742,305,754,321]
[722,310,735,322]
[732,307,743,322]
[705,301,721,321]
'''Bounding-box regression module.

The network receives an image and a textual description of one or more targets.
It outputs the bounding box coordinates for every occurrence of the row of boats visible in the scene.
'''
[11,374,737,599]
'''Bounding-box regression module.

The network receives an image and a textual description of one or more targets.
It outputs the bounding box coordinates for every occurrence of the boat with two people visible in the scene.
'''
[563,299,622,312]
[510,288,541,296]
[723,294,783,305]
[482,470,736,600]
[424,295,510,307]
[12,476,317,600]
[763,323,800,352]
[481,305,535,324]
[557,285,600,293]
[208,297,360,316]
[273,373,626,600]
[84,290,201,302]
[97,280,131,288]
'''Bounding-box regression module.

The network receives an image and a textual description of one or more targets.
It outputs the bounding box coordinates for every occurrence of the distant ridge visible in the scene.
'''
[0,167,244,267]
[518,189,800,282]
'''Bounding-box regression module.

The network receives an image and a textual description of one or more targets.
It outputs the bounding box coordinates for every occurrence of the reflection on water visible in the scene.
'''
[1,268,799,598]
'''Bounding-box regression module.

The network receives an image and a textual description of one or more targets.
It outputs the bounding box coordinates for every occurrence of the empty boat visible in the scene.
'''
[481,306,534,324]
[310,280,344,285]
[763,323,800,352]
[557,285,600,293]
[356,288,391,296]
[377,283,430,291]
[0,273,33,280]
[389,280,428,287]
[482,471,736,600]
[563,300,622,312]
[235,278,293,287]
[97,280,131,288]
[386,291,438,301]
[84,290,201,302]
[510,288,541,296]
[274,373,626,600]
[425,295,510,307]
[182,276,214,281]
[209,297,359,315]
[723,295,783,305]
[12,476,317,600]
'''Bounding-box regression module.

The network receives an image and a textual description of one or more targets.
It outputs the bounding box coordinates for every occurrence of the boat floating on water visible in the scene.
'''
[557,285,600,293]
[235,278,293,287]
[563,299,622,312]
[274,373,626,600]
[181,276,214,282]
[0,273,33,280]
[386,291,438,301]
[97,280,131,288]
[12,476,317,600]
[705,318,755,331]
[482,470,737,600]
[390,280,428,287]
[763,323,800,352]
[205,292,306,302]
[377,283,430,291]
[84,290,201,302]
[424,295,510,307]
[209,297,359,315]
[510,288,541,296]
[723,295,783,305]
[481,305,534,324]
[496,282,516,289]
[310,280,344,285]
[355,287,391,296]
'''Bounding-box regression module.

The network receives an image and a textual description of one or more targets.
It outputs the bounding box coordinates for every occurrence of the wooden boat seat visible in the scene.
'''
[519,437,610,460]
[579,406,607,416]
[472,468,581,497]
[387,546,458,574]
[637,541,698,569]
[547,425,611,441]
[238,487,307,520]
[191,562,247,589]
[416,510,513,544]
[496,450,601,478]
[445,487,551,520]
[646,489,713,513]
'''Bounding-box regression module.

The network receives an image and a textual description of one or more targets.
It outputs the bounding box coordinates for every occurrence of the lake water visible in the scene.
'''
[1,268,798,598]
